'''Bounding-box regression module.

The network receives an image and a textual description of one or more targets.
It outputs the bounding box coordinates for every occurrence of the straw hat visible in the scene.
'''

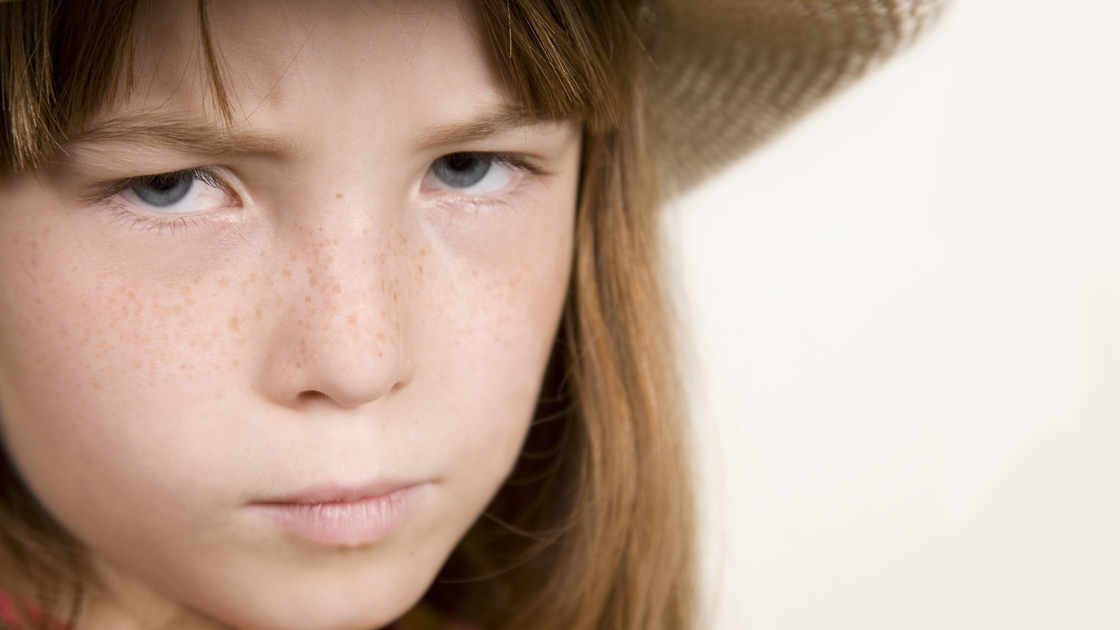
[644,0,947,191]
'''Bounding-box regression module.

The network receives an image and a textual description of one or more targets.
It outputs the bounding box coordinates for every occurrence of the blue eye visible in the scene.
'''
[117,168,236,215]
[431,153,491,188]
[425,153,517,195]
[133,171,195,207]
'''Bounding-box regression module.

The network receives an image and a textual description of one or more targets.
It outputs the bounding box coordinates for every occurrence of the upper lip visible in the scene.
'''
[253,479,424,505]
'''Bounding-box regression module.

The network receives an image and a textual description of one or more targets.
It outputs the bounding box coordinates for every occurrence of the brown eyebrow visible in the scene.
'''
[67,114,291,158]
[64,103,551,160]
[414,103,549,148]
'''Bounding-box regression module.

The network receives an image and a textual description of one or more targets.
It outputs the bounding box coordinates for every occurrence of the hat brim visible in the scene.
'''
[645,0,947,192]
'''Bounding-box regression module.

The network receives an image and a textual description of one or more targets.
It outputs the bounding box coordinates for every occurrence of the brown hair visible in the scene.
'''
[0,2,695,629]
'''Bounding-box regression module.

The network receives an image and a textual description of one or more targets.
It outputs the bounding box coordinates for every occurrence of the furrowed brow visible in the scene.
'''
[416,104,549,148]
[67,114,290,158]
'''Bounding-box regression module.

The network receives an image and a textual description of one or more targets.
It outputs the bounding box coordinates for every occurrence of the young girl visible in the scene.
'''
[0,0,940,628]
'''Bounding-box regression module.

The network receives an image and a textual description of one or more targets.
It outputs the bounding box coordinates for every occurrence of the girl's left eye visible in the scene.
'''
[425,153,516,194]
[117,169,235,214]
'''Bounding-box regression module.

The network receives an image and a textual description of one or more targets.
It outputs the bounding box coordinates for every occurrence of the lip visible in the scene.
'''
[249,481,427,548]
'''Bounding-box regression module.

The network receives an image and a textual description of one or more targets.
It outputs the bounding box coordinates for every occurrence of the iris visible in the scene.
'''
[133,171,194,207]
[432,153,491,188]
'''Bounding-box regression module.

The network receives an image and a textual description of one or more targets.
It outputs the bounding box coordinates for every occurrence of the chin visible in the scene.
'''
[158,549,443,630]
[204,581,425,630]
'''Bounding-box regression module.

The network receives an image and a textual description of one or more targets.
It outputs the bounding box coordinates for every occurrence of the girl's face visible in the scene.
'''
[0,1,579,628]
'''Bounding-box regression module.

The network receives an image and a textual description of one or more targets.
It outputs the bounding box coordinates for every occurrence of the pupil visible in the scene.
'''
[446,153,475,171]
[150,174,182,191]
[433,153,491,188]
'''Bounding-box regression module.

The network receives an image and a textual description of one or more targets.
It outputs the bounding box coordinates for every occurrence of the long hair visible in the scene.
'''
[0,2,695,629]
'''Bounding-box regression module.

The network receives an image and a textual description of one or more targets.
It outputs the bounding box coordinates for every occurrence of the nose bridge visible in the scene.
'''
[262,199,412,408]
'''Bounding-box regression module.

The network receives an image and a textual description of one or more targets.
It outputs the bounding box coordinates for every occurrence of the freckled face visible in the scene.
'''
[0,1,578,629]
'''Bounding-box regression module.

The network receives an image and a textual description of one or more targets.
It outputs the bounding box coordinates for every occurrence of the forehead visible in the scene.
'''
[100,0,510,144]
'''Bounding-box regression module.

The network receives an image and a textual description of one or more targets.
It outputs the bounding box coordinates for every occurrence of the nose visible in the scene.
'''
[257,207,414,409]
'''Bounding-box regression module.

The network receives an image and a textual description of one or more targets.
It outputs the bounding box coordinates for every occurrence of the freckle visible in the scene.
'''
[304,296,311,302]
[29,240,37,249]
[417,265,424,274]
[380,310,386,317]
[247,273,257,282]
[376,332,386,342]
[471,270,478,277]
[318,227,323,232]
[255,308,262,321]
[229,316,240,332]
[290,254,298,262]
[363,228,368,235]
[377,352,383,357]
[309,275,317,287]
[260,250,267,258]
[282,268,291,278]
[336,193,343,199]
[346,314,357,326]
[232,359,239,367]
[332,283,341,294]
[295,362,301,368]
[392,293,398,303]
[217,277,229,288]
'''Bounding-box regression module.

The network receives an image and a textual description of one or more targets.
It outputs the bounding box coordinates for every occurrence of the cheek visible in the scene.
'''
[0,185,275,525]
[415,216,574,496]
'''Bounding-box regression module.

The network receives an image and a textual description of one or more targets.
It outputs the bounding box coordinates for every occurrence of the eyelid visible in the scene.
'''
[453,151,551,179]
[85,167,231,205]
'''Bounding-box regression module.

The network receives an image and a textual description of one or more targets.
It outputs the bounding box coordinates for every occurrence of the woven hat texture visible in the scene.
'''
[644,0,947,192]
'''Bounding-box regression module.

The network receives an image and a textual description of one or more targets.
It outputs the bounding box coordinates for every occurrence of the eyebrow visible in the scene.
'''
[67,114,289,158]
[64,102,550,160]
[414,103,548,148]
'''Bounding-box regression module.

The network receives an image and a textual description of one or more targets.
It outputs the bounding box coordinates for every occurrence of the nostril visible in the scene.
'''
[296,390,331,403]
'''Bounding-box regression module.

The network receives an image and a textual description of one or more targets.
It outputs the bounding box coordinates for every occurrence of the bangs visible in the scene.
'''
[0,1,140,170]
[474,0,646,135]
[0,0,644,171]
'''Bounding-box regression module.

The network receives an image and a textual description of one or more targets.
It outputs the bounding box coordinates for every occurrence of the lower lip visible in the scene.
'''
[250,485,425,547]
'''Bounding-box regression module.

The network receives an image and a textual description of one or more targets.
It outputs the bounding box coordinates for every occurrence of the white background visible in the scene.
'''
[670,1,1120,628]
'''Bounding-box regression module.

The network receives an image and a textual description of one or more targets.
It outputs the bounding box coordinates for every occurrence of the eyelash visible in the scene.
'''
[89,167,233,235]
[88,152,548,234]
[474,152,547,178]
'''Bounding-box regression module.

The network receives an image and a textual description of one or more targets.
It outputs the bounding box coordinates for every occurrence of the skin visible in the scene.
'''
[0,1,580,629]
